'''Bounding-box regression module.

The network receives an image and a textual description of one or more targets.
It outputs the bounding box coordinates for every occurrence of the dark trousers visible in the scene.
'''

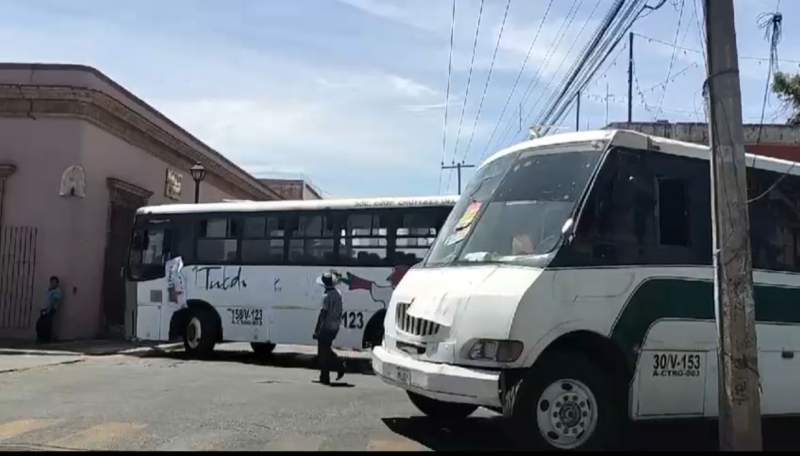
[317,331,342,383]
[36,310,55,342]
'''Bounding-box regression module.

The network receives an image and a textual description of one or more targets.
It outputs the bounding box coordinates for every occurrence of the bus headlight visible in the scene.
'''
[467,339,523,362]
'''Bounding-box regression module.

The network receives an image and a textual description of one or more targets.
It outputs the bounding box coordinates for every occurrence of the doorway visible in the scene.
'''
[101,178,152,339]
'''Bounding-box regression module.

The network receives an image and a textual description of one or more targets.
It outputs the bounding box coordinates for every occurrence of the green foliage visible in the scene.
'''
[773,72,800,126]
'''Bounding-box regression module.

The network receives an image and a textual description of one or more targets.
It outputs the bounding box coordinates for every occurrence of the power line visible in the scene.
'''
[438,0,457,195]
[536,0,642,132]
[690,0,707,64]
[655,0,685,117]
[633,32,800,64]
[450,0,486,171]
[526,12,630,142]
[496,0,594,149]
[535,0,654,136]
[756,8,782,144]
[477,0,555,161]
[461,0,512,167]
[643,61,700,92]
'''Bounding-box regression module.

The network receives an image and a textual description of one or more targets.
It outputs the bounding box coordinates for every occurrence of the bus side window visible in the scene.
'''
[749,168,800,272]
[656,178,689,246]
[241,215,285,264]
[569,148,656,264]
[288,214,335,265]
[197,217,239,263]
[395,209,438,266]
[339,211,388,266]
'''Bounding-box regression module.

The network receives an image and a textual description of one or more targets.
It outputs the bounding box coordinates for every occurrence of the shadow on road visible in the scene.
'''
[382,416,510,451]
[382,414,800,451]
[310,380,356,388]
[136,347,375,376]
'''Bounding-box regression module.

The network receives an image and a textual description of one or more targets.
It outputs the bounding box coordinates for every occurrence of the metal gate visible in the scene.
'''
[0,226,38,329]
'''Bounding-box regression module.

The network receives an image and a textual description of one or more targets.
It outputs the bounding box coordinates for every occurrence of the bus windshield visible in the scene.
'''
[426,145,603,267]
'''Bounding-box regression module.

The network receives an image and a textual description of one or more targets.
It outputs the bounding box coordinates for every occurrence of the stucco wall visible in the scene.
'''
[0,117,237,340]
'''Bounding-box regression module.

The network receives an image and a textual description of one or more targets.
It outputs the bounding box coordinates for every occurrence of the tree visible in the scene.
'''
[773,72,800,125]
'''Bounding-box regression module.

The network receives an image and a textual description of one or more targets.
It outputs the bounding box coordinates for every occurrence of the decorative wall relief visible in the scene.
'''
[59,165,86,198]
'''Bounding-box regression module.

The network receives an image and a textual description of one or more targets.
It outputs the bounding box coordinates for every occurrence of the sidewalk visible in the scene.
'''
[0,339,183,374]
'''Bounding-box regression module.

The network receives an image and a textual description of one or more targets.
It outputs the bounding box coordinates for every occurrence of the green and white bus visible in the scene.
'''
[373,129,800,449]
[127,196,456,357]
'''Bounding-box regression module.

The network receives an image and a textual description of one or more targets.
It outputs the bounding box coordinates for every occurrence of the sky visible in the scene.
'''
[1,0,798,197]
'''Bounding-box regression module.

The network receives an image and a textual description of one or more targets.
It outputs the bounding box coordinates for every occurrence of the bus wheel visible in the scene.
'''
[251,342,276,357]
[183,309,217,358]
[503,351,622,450]
[407,391,477,422]
[364,324,384,349]
[363,311,385,349]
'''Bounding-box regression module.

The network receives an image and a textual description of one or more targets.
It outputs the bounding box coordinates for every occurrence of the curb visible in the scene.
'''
[0,358,84,374]
[0,342,184,358]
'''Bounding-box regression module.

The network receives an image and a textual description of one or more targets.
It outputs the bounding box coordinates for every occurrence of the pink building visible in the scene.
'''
[0,63,282,341]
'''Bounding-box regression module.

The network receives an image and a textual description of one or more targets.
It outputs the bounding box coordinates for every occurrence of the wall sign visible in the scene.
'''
[165,168,182,201]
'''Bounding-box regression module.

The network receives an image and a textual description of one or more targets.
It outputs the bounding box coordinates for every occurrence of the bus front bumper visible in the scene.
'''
[372,346,501,408]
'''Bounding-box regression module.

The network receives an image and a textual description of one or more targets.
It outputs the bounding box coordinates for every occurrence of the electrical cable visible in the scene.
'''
[438,0,457,195]
[461,0,512,166]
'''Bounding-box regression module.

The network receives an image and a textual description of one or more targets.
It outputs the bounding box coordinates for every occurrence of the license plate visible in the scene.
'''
[394,366,412,386]
[226,308,264,326]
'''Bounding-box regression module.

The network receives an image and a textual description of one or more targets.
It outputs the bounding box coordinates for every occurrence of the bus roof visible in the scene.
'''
[482,129,800,176]
[137,195,460,216]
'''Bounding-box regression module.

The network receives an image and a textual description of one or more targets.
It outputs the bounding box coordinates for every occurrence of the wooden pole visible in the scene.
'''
[703,0,762,450]
[441,162,475,195]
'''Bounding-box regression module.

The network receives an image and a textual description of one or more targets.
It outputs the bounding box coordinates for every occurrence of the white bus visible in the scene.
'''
[127,196,457,357]
[373,129,800,450]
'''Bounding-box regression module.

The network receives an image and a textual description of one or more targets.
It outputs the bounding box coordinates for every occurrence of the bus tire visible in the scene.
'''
[251,342,276,357]
[503,350,622,450]
[363,312,385,349]
[183,309,217,358]
[407,391,477,422]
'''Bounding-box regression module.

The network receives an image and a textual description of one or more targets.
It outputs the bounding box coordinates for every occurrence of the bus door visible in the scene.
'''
[129,220,174,341]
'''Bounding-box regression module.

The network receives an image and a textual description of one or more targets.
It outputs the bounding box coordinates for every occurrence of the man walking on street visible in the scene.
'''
[314,272,345,385]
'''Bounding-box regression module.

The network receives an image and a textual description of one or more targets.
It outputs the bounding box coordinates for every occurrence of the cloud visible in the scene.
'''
[388,75,438,98]
[152,68,446,196]
[335,0,445,33]
[401,102,448,113]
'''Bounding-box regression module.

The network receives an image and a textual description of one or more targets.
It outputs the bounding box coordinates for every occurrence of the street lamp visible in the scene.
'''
[189,163,206,204]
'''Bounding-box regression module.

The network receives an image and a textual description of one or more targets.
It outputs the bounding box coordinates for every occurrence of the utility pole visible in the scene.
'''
[605,83,610,126]
[703,0,762,450]
[627,32,634,123]
[441,162,475,195]
[576,91,581,131]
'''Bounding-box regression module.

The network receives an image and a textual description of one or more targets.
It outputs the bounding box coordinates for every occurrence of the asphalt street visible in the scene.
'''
[0,343,797,451]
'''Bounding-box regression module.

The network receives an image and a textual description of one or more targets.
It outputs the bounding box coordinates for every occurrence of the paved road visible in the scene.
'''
[0,343,797,451]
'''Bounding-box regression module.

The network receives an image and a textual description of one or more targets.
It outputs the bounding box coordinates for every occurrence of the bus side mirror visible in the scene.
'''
[561,218,575,244]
